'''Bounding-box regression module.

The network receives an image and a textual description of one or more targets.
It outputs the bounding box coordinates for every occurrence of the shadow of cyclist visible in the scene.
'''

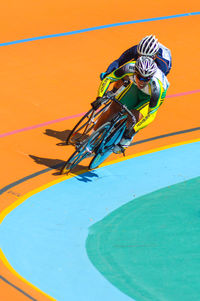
[44,129,71,146]
[75,170,99,182]
[44,128,90,146]
[29,154,89,176]
[29,155,64,169]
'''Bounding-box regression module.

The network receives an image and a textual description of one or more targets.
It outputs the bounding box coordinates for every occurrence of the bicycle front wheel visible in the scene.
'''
[60,148,89,174]
[89,119,127,170]
[89,150,113,170]
[61,122,111,174]
[66,103,110,146]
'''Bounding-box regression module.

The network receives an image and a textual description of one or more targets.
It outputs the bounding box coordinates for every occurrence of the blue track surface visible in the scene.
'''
[0,141,199,300]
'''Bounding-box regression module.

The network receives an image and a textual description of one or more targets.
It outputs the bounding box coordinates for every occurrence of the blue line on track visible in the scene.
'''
[0,12,199,47]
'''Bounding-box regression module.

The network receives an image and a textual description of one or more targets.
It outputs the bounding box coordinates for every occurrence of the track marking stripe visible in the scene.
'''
[0,127,199,197]
[0,138,199,299]
[0,12,199,47]
[0,249,56,300]
[1,89,200,138]
[1,138,199,225]
[0,274,38,301]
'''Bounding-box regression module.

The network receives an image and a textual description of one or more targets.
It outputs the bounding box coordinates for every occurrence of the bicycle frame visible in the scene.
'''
[88,97,137,170]
[66,101,111,146]
[61,95,137,174]
[96,113,127,153]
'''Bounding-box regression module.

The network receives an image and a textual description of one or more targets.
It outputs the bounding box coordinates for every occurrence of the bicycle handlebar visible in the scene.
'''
[103,93,137,126]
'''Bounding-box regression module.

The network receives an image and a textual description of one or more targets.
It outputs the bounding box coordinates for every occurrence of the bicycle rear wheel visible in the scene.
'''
[66,103,110,146]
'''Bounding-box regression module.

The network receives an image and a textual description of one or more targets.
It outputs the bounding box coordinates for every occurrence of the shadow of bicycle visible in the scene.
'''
[29,155,63,169]
[44,128,71,146]
[44,128,90,146]
[28,128,101,179]
[75,170,99,182]
[28,155,65,175]
[28,154,98,180]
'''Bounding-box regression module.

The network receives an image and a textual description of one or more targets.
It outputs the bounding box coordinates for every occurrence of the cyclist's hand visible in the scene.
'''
[100,72,107,80]
[91,97,102,110]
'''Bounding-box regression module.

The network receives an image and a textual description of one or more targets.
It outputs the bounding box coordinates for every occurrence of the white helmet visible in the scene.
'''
[137,35,159,56]
[135,56,157,78]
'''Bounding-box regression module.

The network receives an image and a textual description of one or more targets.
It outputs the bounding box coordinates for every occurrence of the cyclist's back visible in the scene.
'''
[101,35,172,78]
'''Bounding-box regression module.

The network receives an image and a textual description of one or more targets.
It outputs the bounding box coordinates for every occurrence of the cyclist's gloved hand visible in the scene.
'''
[100,72,107,80]
[91,97,102,110]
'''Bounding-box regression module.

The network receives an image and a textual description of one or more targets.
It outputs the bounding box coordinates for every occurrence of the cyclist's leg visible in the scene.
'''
[113,105,148,153]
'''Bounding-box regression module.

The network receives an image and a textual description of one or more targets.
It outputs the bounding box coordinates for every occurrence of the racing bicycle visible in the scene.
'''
[60,94,136,174]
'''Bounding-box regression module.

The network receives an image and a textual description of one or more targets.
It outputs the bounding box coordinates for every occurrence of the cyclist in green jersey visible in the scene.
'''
[91,56,169,153]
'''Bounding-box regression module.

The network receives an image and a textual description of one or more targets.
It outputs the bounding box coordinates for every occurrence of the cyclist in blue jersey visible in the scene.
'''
[100,35,172,80]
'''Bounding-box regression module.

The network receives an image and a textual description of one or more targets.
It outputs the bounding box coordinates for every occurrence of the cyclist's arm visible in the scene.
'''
[105,45,138,75]
[133,79,165,131]
[98,63,135,97]
[133,109,158,132]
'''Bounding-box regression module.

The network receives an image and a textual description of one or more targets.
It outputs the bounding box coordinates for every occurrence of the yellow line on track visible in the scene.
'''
[1,138,199,224]
[0,248,56,300]
[0,137,199,299]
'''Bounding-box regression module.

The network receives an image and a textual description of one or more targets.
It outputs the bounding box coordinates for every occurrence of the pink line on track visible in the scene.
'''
[166,89,200,98]
[0,112,86,138]
[1,89,200,138]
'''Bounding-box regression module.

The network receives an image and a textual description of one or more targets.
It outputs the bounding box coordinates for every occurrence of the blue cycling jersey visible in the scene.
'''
[105,43,172,76]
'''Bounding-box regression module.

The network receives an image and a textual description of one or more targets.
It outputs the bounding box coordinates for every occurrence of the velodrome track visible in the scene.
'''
[0,1,200,300]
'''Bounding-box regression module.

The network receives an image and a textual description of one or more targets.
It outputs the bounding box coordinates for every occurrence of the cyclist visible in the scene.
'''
[100,35,172,80]
[92,56,169,153]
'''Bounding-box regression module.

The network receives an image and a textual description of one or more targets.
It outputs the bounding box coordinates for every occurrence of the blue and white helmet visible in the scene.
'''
[137,35,159,57]
[135,56,157,78]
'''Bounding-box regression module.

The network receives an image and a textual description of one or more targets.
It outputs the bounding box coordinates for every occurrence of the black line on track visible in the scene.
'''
[0,275,38,300]
[0,127,199,196]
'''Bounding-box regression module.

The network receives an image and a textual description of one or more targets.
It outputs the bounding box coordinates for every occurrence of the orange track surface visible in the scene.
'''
[0,1,199,299]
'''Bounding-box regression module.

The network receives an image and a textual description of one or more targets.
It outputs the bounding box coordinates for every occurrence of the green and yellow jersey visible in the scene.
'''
[97,61,169,132]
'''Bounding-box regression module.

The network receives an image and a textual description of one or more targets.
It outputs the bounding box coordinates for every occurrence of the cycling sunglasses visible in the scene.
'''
[135,73,152,82]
